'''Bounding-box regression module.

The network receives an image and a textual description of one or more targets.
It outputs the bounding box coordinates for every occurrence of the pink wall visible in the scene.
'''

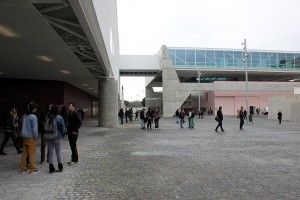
[215,91,292,115]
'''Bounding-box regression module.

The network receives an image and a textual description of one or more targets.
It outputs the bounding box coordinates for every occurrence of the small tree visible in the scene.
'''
[124,100,130,107]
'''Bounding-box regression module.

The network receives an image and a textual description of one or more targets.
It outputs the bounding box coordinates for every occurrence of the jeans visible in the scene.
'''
[215,120,224,131]
[240,118,244,129]
[68,134,78,162]
[180,118,184,128]
[154,119,159,128]
[141,118,145,128]
[147,120,152,129]
[21,138,37,171]
[47,139,62,164]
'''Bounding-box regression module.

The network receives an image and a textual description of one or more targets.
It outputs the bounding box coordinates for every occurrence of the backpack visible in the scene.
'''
[44,115,58,140]
[191,112,195,118]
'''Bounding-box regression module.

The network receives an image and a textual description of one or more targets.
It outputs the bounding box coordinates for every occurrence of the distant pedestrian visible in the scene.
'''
[239,106,245,130]
[146,108,153,130]
[175,109,179,123]
[118,108,124,124]
[188,109,195,128]
[200,109,204,119]
[179,109,185,128]
[215,106,224,132]
[125,108,128,123]
[135,110,139,120]
[244,109,247,120]
[154,109,160,129]
[0,105,22,155]
[140,108,146,129]
[277,110,282,124]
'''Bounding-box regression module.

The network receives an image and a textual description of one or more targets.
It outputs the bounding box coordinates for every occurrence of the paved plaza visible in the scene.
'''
[0,115,299,200]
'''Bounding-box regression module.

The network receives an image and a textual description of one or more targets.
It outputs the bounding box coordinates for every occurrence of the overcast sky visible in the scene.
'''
[116,0,300,101]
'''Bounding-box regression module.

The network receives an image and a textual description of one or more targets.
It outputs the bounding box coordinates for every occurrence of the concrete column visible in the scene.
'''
[98,79,118,128]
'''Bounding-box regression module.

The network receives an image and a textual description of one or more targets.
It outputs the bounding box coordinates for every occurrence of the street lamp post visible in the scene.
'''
[242,39,249,122]
[198,68,201,114]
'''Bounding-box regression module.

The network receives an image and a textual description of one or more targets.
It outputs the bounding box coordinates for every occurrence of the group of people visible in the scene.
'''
[118,108,161,130]
[118,108,140,124]
[175,109,196,129]
[0,102,82,174]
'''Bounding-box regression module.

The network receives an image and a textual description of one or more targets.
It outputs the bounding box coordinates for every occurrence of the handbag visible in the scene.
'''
[215,116,220,122]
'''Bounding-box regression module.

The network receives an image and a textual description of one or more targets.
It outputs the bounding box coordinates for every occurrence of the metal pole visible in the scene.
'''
[198,68,201,114]
[242,39,249,123]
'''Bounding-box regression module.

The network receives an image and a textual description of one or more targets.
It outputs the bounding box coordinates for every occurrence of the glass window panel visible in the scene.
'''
[176,49,185,67]
[224,51,234,68]
[205,50,215,67]
[295,54,300,69]
[186,50,195,67]
[168,49,176,66]
[278,53,286,69]
[196,50,206,67]
[286,53,294,69]
[215,50,224,68]
[269,52,277,69]
[251,52,260,68]
[233,51,243,68]
[260,52,269,69]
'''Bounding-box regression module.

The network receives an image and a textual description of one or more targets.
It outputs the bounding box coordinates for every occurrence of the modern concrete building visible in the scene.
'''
[0,0,120,127]
[1,0,300,127]
[143,46,300,119]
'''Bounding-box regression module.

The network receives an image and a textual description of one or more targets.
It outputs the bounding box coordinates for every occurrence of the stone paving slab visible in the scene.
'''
[0,116,299,200]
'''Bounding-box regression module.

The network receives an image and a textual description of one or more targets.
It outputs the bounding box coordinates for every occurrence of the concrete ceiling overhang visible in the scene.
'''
[0,0,112,97]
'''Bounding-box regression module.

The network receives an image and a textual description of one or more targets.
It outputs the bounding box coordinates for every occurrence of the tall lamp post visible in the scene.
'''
[197,68,201,114]
[242,39,249,122]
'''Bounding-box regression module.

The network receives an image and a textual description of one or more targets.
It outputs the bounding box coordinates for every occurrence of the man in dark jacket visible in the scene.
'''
[66,103,82,166]
[215,106,225,132]
[140,108,146,129]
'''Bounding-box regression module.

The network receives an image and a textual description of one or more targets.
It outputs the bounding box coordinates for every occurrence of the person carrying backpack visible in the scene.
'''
[44,104,65,173]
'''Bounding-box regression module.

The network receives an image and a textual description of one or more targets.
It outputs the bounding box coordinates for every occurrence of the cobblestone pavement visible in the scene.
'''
[0,115,299,200]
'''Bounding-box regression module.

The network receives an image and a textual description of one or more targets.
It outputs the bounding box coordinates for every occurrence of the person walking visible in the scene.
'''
[277,110,282,124]
[0,105,22,155]
[215,106,224,132]
[20,102,39,174]
[179,109,185,128]
[66,103,82,166]
[46,104,65,173]
[140,108,146,129]
[175,109,179,123]
[154,109,160,129]
[118,108,124,124]
[124,108,128,123]
[239,106,245,130]
[135,110,139,121]
[188,109,192,128]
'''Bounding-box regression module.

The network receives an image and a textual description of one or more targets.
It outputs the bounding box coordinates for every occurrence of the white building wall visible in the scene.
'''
[119,55,160,71]
[92,0,120,80]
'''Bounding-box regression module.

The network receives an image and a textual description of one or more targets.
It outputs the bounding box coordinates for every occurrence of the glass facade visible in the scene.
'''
[168,48,300,70]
